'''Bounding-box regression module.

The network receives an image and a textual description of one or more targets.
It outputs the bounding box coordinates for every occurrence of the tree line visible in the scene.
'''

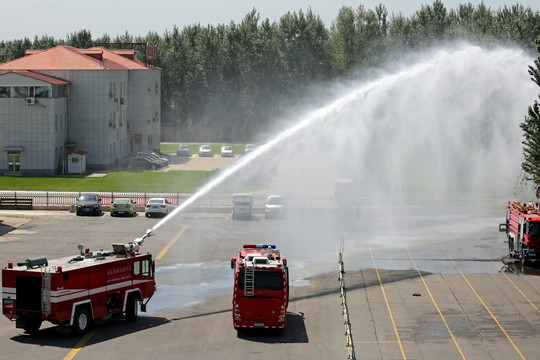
[1,1,540,144]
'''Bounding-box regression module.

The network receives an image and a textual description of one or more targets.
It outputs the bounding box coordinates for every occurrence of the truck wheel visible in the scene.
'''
[72,306,91,335]
[125,294,138,322]
[22,314,42,334]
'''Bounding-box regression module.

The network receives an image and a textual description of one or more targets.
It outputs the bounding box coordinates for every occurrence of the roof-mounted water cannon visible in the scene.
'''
[124,229,153,256]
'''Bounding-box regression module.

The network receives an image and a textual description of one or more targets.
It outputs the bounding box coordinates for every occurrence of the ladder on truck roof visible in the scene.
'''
[244,265,254,296]
[41,270,51,315]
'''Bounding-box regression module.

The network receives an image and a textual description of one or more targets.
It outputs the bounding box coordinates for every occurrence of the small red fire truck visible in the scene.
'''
[2,238,155,334]
[500,200,540,263]
[230,244,288,329]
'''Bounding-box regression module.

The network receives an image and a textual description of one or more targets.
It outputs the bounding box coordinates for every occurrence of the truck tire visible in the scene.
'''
[72,306,91,335]
[125,294,138,322]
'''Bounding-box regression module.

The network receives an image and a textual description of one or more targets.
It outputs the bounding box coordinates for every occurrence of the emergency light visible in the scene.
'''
[243,244,276,249]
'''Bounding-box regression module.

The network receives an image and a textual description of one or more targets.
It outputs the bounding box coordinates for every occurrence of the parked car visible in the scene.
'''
[244,144,256,154]
[232,193,252,220]
[145,198,173,217]
[136,152,169,167]
[76,193,101,216]
[199,144,213,157]
[177,144,191,156]
[110,198,137,217]
[125,157,161,170]
[221,145,234,157]
[265,194,286,219]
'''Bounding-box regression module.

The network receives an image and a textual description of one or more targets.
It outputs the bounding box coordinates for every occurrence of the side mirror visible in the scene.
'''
[499,223,507,232]
[230,258,236,270]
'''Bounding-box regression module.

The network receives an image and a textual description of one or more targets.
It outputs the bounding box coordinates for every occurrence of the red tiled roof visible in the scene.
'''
[0,70,69,85]
[0,46,152,71]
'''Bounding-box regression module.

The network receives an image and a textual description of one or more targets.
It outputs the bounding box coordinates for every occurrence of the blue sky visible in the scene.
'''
[2,1,539,41]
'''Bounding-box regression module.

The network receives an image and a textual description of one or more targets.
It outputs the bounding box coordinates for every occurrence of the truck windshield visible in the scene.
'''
[238,270,283,291]
[528,222,540,237]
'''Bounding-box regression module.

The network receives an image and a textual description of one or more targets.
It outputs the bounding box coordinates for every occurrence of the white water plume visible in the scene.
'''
[149,43,538,235]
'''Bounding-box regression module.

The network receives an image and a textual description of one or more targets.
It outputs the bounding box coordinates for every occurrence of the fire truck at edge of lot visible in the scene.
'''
[230,244,289,330]
[2,236,155,335]
[500,193,540,263]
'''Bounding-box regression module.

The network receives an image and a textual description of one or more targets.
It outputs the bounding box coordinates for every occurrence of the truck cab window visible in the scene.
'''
[528,222,540,237]
[142,260,150,276]
[133,261,140,275]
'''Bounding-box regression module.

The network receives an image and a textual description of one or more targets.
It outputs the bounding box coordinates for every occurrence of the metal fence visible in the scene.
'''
[338,238,356,360]
[0,190,337,210]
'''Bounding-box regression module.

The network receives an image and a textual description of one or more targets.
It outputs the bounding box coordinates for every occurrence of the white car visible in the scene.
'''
[221,145,234,157]
[145,198,172,217]
[199,144,213,157]
[265,194,286,219]
[244,144,256,154]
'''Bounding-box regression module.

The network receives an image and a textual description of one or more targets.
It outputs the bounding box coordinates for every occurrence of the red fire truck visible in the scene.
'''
[500,201,540,263]
[2,238,155,334]
[230,244,289,329]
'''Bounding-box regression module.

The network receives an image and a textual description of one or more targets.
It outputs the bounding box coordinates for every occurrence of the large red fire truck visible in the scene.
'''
[500,200,540,263]
[2,238,155,334]
[230,244,289,329]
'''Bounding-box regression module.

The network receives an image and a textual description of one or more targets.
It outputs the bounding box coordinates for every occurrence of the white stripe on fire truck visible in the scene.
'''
[49,280,153,303]
[3,279,153,303]
[2,287,16,299]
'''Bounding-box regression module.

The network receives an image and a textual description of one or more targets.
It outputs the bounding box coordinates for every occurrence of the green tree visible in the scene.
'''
[65,29,94,48]
[32,35,57,49]
[520,40,540,184]
[0,38,32,63]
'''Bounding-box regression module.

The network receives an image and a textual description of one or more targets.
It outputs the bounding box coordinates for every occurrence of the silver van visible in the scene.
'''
[232,193,253,220]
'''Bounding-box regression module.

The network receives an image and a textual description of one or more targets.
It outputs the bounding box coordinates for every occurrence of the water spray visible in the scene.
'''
[135,43,538,241]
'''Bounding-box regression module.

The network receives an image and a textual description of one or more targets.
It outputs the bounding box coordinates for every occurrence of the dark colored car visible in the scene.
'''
[177,144,191,156]
[125,157,161,170]
[76,193,101,216]
[137,152,169,167]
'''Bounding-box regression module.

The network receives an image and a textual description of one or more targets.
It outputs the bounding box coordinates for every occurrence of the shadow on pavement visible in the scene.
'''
[236,312,308,343]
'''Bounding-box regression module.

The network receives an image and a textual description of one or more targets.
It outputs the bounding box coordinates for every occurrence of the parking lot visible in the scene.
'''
[2,199,540,359]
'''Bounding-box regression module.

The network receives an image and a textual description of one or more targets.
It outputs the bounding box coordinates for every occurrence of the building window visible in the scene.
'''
[14,86,28,98]
[0,87,10,98]
[7,151,21,172]
[35,86,49,98]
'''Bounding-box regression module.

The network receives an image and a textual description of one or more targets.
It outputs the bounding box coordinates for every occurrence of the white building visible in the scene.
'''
[0,46,161,175]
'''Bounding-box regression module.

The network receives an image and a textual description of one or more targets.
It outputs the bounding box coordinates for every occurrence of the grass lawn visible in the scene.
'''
[0,170,214,192]
[0,143,248,192]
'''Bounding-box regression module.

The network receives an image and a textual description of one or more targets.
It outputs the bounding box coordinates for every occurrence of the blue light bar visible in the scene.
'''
[243,244,276,249]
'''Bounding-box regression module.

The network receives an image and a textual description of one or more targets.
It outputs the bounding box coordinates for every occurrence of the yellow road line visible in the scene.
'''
[155,225,188,260]
[406,248,466,360]
[442,246,526,360]
[63,325,100,360]
[476,246,540,313]
[369,247,407,360]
